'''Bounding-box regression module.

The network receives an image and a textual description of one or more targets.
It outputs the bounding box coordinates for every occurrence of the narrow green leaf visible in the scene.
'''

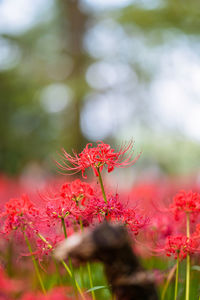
[86,285,108,293]
[192,265,200,271]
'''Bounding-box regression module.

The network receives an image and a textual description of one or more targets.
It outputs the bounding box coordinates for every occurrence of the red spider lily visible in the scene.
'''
[58,179,94,206]
[93,193,124,222]
[165,235,197,260]
[170,190,200,220]
[122,208,149,235]
[92,193,148,234]
[33,234,64,264]
[0,194,39,234]
[43,180,96,227]
[56,140,140,178]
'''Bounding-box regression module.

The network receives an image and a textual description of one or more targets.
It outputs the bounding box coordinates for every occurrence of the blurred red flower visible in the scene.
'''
[170,190,200,220]
[165,235,197,260]
[1,194,39,233]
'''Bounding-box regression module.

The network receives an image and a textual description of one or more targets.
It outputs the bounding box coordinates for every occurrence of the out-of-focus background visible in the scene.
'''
[0,0,200,183]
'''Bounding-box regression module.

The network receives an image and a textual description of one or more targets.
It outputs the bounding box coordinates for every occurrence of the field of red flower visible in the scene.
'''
[0,142,200,300]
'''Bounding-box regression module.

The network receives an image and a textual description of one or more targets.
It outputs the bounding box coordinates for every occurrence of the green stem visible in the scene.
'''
[37,233,63,285]
[174,256,179,300]
[185,213,190,300]
[161,264,177,300]
[87,262,96,300]
[62,260,72,277]
[61,217,68,238]
[37,233,52,249]
[61,217,84,299]
[62,261,85,299]
[37,232,69,281]
[23,232,46,294]
[97,168,107,204]
[53,257,63,285]
[79,265,85,288]
[79,219,85,288]
[80,219,96,299]
[37,231,85,297]
[38,228,84,298]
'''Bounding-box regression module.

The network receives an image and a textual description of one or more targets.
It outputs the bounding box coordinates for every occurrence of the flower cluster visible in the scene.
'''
[170,190,200,220]
[94,193,124,221]
[0,141,150,300]
[121,208,149,235]
[156,189,200,262]
[165,235,196,260]
[57,140,139,178]
[1,194,39,234]
[43,180,146,235]
[44,179,96,226]
[58,179,94,205]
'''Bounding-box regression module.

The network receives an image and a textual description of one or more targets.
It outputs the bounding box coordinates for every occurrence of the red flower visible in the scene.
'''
[93,193,124,222]
[43,179,96,227]
[57,140,140,178]
[91,193,148,235]
[170,190,200,219]
[165,235,197,260]
[122,208,149,235]
[58,179,94,205]
[1,194,39,233]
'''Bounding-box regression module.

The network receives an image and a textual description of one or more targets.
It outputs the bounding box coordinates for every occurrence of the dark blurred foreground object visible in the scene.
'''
[55,222,158,300]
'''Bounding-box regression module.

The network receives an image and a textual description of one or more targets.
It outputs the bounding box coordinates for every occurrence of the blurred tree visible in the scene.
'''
[0,0,90,174]
[57,0,89,151]
[120,1,200,34]
[0,0,200,175]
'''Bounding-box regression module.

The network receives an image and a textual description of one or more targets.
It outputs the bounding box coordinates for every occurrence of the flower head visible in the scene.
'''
[122,208,149,235]
[1,194,39,233]
[58,179,94,205]
[57,140,140,178]
[170,190,200,219]
[165,235,197,260]
[45,179,94,225]
[93,193,124,222]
